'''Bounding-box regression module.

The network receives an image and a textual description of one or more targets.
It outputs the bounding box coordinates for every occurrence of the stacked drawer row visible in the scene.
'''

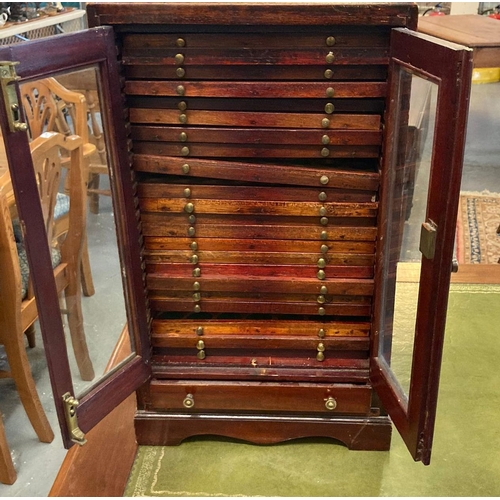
[124,25,389,414]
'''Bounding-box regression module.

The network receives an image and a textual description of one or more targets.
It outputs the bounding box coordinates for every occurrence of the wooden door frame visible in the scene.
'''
[371,29,473,464]
[0,28,151,448]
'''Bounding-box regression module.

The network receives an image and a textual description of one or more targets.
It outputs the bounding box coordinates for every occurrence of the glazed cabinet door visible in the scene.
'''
[372,28,472,464]
[0,28,150,448]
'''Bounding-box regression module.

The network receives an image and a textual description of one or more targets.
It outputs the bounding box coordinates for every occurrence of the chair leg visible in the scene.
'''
[24,323,37,348]
[80,234,95,297]
[2,330,54,444]
[0,413,16,485]
[64,272,95,382]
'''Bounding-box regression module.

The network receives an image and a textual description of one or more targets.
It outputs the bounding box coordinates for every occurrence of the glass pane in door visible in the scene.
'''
[378,69,438,398]
[16,65,133,397]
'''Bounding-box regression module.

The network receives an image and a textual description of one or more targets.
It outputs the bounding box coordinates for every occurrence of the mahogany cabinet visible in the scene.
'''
[0,3,472,466]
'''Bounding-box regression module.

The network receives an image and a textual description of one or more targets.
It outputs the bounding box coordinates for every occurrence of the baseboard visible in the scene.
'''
[135,411,393,451]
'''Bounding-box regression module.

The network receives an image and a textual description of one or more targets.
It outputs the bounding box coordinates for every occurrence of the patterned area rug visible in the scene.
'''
[456,191,500,264]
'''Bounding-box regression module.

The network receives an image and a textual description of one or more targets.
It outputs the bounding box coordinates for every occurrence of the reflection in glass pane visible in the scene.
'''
[18,66,132,397]
[379,70,437,396]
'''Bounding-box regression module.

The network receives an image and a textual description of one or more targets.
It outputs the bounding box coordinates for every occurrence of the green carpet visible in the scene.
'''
[125,284,500,497]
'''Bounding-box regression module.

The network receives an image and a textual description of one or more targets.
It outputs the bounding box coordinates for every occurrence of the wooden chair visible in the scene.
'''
[0,409,16,485]
[55,69,111,215]
[0,131,95,393]
[20,78,96,297]
[0,181,54,485]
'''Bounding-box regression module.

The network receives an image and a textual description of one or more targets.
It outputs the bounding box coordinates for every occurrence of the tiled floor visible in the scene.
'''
[0,78,499,497]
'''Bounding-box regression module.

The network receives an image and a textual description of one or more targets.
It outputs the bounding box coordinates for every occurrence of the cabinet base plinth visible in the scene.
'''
[134,412,392,451]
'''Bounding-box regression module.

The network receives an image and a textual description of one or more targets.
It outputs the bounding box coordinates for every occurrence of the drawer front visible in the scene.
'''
[149,380,372,415]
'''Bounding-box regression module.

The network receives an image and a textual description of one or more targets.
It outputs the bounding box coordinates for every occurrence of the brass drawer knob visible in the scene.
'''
[324,69,333,80]
[196,326,204,336]
[325,52,335,64]
[321,147,330,157]
[191,254,199,265]
[317,343,325,361]
[181,146,190,156]
[319,175,329,185]
[184,202,194,214]
[176,67,186,78]
[325,87,335,98]
[190,241,198,251]
[326,36,336,47]
[320,244,328,254]
[182,163,190,174]
[188,215,196,224]
[176,38,186,48]
[321,135,330,145]
[324,103,335,114]
[183,393,194,408]
[183,187,191,197]
[318,191,327,202]
[317,295,326,304]
[317,258,326,268]
[321,118,330,128]
[180,132,188,143]
[318,307,326,316]
[320,217,329,226]
[176,85,185,96]
[318,328,325,338]
[320,230,328,240]
[179,114,187,124]
[188,226,196,237]
[320,285,328,294]
[178,101,187,111]
[196,337,205,358]
[193,292,201,302]
[193,281,201,291]
[317,270,326,280]
[325,396,337,411]
[319,206,327,216]
[193,267,201,277]
[175,53,185,65]
[194,304,201,313]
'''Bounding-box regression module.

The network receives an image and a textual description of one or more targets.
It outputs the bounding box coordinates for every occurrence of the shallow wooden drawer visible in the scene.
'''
[125,64,388,81]
[149,380,372,414]
[121,30,391,52]
[125,80,386,99]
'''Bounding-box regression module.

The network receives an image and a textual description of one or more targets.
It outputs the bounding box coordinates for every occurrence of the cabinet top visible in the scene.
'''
[87,2,417,28]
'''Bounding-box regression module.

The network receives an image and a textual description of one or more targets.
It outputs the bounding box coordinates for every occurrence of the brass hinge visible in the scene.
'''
[0,61,28,133]
[62,392,87,446]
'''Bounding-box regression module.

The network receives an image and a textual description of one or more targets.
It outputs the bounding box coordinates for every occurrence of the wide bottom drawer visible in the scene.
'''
[149,380,371,415]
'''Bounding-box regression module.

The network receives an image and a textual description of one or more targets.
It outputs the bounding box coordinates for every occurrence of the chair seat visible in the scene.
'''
[54,192,69,220]
[12,219,61,300]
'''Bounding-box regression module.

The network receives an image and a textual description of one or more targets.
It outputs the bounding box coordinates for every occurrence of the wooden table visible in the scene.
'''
[418,15,500,68]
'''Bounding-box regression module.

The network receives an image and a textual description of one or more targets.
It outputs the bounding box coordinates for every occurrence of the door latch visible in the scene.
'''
[62,392,87,446]
[0,61,28,133]
[419,219,438,260]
